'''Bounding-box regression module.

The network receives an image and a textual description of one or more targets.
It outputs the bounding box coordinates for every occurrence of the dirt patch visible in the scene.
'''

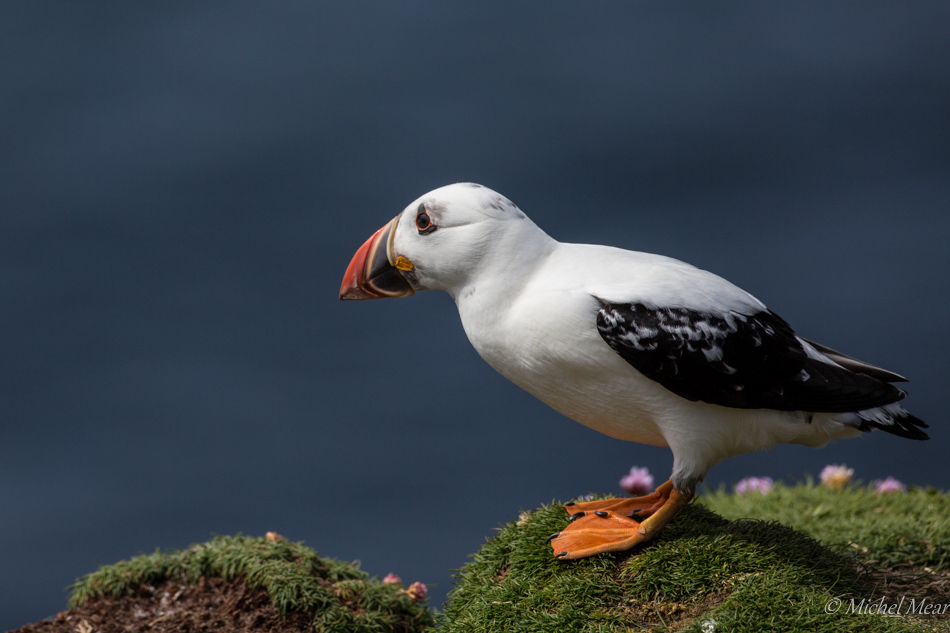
[865,564,950,623]
[12,576,313,633]
[870,565,950,601]
[609,592,728,630]
[493,564,509,584]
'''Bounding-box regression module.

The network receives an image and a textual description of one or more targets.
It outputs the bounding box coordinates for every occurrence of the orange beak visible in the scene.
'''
[339,217,416,300]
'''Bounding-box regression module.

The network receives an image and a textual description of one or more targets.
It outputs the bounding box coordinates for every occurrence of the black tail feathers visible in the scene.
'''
[863,411,929,441]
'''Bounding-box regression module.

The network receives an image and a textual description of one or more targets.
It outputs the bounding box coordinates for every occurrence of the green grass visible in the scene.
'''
[68,534,436,633]
[699,481,950,569]
[440,487,950,633]
[66,485,950,632]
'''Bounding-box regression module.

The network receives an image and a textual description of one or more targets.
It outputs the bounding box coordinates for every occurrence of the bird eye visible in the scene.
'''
[415,209,436,234]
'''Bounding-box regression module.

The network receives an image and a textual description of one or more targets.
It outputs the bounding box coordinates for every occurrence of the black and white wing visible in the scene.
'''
[596,302,910,414]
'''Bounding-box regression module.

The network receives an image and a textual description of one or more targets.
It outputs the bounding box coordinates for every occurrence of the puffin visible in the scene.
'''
[339,183,928,560]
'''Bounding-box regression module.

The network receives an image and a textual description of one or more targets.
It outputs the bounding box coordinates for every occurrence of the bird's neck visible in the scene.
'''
[451,222,557,318]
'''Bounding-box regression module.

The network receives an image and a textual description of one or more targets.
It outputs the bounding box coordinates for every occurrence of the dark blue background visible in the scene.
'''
[2,3,948,628]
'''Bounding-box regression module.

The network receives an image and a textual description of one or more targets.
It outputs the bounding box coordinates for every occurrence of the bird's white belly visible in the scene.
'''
[460,291,672,448]
[502,353,674,448]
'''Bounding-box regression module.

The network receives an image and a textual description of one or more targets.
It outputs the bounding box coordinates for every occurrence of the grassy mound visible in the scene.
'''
[68,534,436,632]
[61,486,949,632]
[442,488,950,633]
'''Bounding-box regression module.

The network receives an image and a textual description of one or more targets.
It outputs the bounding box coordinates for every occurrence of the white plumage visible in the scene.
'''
[341,182,927,558]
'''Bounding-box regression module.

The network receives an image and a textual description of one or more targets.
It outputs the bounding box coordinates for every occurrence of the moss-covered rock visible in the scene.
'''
[69,534,436,632]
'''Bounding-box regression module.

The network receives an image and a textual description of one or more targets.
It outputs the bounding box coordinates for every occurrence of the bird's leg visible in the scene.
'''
[549,479,693,560]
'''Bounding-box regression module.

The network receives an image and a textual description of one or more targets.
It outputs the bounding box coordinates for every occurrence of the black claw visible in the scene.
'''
[555,551,569,558]
[545,532,561,543]
[629,509,642,516]
[564,502,576,507]
[569,511,586,522]
[594,511,609,518]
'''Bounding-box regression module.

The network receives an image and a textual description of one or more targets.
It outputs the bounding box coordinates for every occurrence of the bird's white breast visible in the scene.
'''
[453,244,707,448]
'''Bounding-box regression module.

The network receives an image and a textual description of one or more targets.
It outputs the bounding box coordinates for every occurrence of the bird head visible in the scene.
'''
[339,183,539,300]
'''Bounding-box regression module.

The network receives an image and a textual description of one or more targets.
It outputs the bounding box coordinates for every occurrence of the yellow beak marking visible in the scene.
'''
[394,256,414,271]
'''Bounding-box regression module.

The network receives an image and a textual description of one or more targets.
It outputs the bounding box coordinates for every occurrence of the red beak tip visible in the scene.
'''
[339,218,414,301]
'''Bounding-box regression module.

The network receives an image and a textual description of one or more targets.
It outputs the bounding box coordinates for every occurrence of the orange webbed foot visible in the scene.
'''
[549,480,693,560]
[562,480,674,521]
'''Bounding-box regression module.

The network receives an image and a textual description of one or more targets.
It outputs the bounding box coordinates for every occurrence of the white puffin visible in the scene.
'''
[340,183,928,560]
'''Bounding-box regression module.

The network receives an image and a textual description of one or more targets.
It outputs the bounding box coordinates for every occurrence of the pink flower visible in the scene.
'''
[406,581,427,604]
[382,573,402,585]
[620,466,654,496]
[820,464,854,490]
[735,476,773,495]
[872,477,906,493]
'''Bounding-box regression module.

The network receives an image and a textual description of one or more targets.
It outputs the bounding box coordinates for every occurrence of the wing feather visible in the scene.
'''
[596,302,906,412]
